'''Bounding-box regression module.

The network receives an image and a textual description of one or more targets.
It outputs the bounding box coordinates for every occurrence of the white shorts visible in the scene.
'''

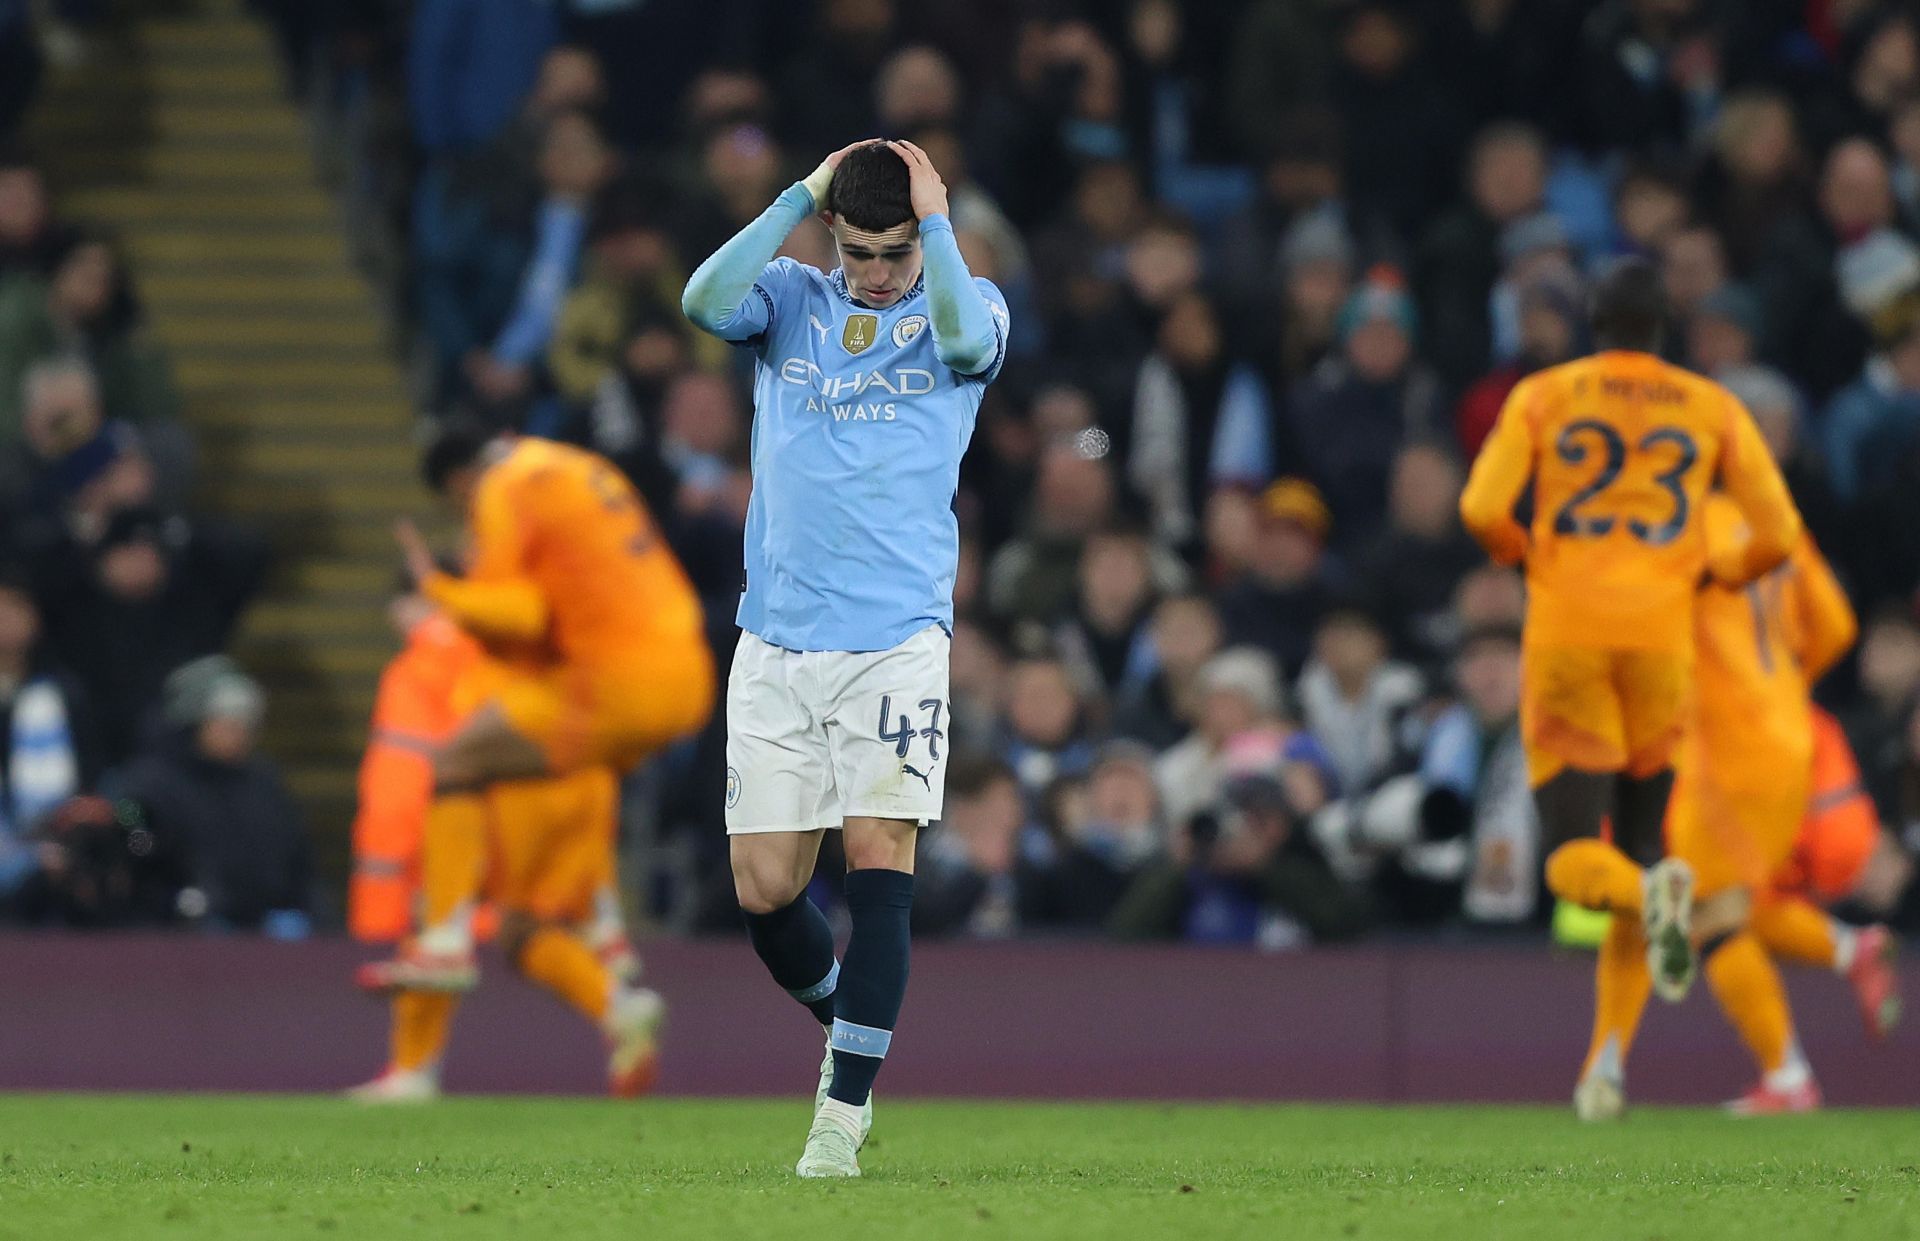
[725,625,950,834]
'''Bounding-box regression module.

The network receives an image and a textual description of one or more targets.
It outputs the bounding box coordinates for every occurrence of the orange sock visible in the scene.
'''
[1546,838,1645,914]
[390,989,459,1073]
[1750,897,1839,970]
[1582,915,1651,1083]
[418,792,489,952]
[1705,932,1794,1075]
[517,926,614,1024]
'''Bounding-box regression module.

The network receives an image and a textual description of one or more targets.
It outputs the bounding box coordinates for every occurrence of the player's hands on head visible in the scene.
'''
[394,518,437,587]
[803,139,878,212]
[887,139,949,221]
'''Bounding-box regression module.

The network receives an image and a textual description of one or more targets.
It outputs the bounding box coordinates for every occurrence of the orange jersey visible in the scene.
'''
[1689,497,1855,790]
[424,438,705,667]
[1460,351,1801,650]
[1776,708,1880,902]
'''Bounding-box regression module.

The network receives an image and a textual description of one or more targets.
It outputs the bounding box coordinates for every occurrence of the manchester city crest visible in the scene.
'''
[725,766,741,808]
[892,315,928,348]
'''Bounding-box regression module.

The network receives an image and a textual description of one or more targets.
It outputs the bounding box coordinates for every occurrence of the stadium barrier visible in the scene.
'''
[1,935,1912,1104]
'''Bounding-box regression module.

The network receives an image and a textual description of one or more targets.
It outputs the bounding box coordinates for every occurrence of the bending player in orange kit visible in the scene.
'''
[349,573,654,1101]
[358,423,715,1094]
[1459,260,1802,1039]
[1570,496,1856,1118]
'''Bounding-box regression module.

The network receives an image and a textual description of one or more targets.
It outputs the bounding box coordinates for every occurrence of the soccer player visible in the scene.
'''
[682,139,1008,1177]
[1459,259,1801,1014]
[360,430,714,1038]
[1571,496,1854,1119]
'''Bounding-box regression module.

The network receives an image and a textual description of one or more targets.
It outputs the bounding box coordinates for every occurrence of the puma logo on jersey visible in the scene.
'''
[902,763,934,791]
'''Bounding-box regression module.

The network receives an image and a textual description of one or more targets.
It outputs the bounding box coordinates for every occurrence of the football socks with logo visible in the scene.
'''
[828,868,914,1107]
[744,894,841,1026]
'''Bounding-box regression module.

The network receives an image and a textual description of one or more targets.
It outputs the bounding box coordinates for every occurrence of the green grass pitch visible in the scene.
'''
[0,1095,1914,1240]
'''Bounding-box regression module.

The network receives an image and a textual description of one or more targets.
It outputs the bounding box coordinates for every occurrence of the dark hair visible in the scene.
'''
[1589,257,1667,352]
[824,142,913,231]
[420,418,499,493]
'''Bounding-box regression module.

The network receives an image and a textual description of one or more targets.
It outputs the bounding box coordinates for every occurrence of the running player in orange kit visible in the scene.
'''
[1459,260,1802,1030]
[1571,496,1856,1119]
[358,423,715,1094]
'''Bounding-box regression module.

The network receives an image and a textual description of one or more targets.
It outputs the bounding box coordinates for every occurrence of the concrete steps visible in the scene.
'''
[25,0,427,865]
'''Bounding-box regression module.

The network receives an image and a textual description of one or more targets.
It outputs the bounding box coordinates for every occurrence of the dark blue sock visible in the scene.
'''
[743,895,839,1026]
[828,868,914,1106]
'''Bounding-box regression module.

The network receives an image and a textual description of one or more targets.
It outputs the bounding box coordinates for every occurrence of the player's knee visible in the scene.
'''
[731,854,806,915]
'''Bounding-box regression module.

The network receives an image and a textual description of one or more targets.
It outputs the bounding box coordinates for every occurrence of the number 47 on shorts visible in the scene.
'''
[877,695,944,761]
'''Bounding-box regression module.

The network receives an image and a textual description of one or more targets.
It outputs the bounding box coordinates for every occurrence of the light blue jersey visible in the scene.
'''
[684,185,1009,653]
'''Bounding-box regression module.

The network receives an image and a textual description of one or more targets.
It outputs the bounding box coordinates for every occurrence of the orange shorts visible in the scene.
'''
[485,765,619,923]
[1521,644,1692,785]
[468,645,716,775]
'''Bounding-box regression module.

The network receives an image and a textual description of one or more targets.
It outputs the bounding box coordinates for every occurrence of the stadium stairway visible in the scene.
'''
[26,0,424,877]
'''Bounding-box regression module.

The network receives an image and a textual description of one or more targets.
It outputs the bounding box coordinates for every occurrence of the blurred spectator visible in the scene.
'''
[110,656,309,934]
[35,506,266,765]
[974,18,1130,228]
[1269,210,1358,384]
[0,235,182,441]
[0,569,95,913]
[1155,645,1307,832]
[1822,294,1920,504]
[1296,604,1424,802]
[1287,273,1446,550]
[1451,564,1527,635]
[1487,212,1577,366]
[462,110,616,417]
[406,0,557,156]
[1684,283,1762,376]
[1849,607,1920,821]
[0,153,69,280]
[1454,269,1583,455]
[875,45,962,133]
[1054,527,1161,707]
[548,178,718,408]
[1000,653,1096,806]
[1213,107,1348,330]
[916,754,1054,938]
[986,446,1116,625]
[1050,741,1165,930]
[778,0,897,155]
[1401,623,1540,926]
[1215,478,1343,676]
[949,620,1008,753]
[1718,365,1845,562]
[1128,290,1274,547]
[1575,0,1727,154]
[1359,444,1484,671]
[1330,3,1464,239]
[1417,122,1547,387]
[1113,593,1223,749]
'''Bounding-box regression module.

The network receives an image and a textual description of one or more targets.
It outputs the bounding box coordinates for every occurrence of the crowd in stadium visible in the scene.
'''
[5,0,1920,943]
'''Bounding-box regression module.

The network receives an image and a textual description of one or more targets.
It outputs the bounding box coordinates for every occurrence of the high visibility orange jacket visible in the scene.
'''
[348,615,481,942]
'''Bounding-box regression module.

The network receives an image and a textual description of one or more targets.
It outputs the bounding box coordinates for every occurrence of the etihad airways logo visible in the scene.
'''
[777,358,936,422]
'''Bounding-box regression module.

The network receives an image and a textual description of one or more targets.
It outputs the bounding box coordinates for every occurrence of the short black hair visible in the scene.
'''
[824,142,913,232]
[420,417,499,493]
[1589,257,1667,353]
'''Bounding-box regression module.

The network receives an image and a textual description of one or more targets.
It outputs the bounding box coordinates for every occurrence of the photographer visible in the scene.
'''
[1112,726,1371,946]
